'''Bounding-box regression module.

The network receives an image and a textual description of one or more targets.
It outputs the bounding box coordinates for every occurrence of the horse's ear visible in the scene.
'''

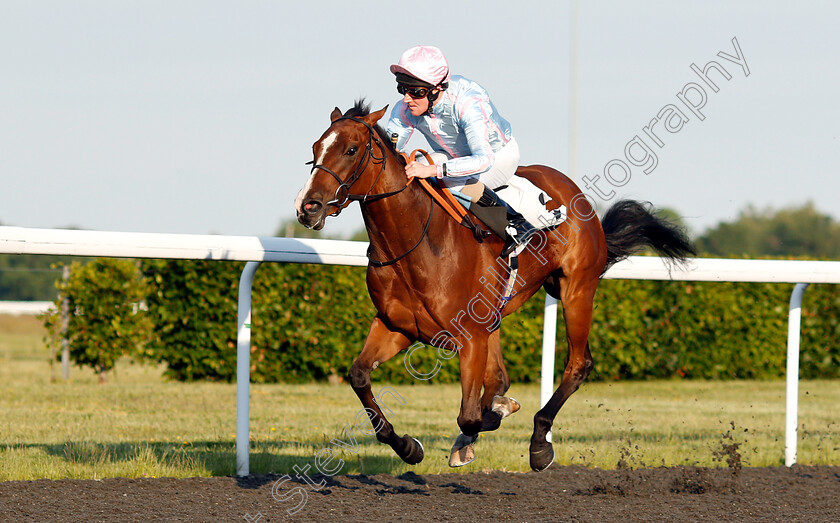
[362,105,389,126]
[330,107,342,122]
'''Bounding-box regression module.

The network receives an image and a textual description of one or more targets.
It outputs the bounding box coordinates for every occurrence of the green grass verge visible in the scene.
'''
[1,315,837,480]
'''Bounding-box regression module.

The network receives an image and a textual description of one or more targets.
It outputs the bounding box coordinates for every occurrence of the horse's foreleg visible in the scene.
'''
[530,277,596,472]
[479,330,519,432]
[348,317,423,464]
[449,339,489,467]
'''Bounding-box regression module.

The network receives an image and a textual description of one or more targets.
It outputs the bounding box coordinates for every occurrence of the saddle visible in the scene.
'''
[404,150,567,246]
[404,150,567,317]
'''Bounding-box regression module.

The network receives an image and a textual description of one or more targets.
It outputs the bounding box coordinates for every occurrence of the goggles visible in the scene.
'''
[397,84,430,99]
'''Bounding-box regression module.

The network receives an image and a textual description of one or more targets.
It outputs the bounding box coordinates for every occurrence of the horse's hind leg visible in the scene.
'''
[348,317,423,464]
[530,274,597,472]
[451,331,520,466]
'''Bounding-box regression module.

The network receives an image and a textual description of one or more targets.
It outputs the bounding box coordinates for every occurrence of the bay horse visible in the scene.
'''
[295,101,694,471]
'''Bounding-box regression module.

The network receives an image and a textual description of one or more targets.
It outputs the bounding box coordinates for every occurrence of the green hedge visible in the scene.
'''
[140,259,243,381]
[139,260,386,382]
[48,258,840,383]
[507,278,840,381]
[128,259,840,383]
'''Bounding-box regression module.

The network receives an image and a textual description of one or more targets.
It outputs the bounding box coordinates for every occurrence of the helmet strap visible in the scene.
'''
[423,82,447,116]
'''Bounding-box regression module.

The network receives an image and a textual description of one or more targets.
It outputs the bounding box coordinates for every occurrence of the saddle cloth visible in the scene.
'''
[494,175,567,231]
[448,175,567,232]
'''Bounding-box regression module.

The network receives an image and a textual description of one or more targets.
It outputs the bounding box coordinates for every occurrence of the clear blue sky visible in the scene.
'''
[1,1,838,239]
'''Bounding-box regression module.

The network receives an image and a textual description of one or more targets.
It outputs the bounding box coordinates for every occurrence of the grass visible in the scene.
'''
[0,314,837,481]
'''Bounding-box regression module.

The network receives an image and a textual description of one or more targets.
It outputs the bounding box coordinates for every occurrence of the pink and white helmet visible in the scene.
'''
[390,45,451,86]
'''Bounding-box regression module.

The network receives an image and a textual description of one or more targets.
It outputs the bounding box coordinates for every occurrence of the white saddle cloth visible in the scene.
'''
[496,175,567,230]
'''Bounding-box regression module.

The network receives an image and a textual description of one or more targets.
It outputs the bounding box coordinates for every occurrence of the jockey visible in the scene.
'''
[386,45,537,258]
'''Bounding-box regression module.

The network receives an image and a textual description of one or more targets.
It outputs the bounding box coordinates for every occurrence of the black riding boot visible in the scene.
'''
[469,187,538,257]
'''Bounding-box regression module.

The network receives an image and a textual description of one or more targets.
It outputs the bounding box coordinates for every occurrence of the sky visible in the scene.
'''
[1,1,838,240]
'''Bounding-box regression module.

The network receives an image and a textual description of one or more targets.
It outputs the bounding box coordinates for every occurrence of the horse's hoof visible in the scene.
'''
[529,441,555,472]
[491,395,521,419]
[449,433,479,467]
[399,434,424,465]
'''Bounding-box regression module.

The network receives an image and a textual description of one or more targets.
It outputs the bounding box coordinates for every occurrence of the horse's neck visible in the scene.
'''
[361,164,435,263]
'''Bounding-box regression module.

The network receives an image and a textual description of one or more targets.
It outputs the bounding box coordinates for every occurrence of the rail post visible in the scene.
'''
[236,261,262,476]
[61,265,70,380]
[785,282,809,467]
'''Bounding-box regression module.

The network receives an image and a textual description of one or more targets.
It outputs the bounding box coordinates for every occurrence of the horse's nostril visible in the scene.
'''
[303,200,322,215]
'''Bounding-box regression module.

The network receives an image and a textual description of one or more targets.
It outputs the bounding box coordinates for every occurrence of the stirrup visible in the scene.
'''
[501,217,537,258]
[501,234,532,258]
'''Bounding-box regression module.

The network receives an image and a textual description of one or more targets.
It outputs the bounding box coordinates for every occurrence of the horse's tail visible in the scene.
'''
[601,199,696,273]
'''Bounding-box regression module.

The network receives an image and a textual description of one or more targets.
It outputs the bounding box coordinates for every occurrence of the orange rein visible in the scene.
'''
[400,149,472,225]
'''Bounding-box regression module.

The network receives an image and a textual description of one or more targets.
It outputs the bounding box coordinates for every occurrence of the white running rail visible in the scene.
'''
[2,225,838,474]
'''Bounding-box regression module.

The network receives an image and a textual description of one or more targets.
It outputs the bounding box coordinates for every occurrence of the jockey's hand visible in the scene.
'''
[405,162,438,180]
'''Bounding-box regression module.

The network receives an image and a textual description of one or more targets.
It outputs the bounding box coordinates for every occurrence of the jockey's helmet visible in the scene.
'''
[390,45,450,88]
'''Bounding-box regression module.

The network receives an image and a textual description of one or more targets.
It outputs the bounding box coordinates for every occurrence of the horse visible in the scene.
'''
[295,101,695,471]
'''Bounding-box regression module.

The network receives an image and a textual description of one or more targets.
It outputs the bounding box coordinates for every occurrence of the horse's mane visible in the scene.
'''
[344,99,403,162]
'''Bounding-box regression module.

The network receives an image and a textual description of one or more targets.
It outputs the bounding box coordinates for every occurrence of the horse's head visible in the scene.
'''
[295,104,391,230]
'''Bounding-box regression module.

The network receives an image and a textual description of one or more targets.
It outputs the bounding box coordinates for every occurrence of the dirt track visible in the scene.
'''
[3,465,840,522]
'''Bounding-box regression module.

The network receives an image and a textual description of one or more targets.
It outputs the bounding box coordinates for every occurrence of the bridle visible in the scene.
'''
[306,116,433,267]
[307,116,411,215]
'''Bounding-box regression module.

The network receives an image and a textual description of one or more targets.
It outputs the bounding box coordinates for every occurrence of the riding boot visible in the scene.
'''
[470,187,538,257]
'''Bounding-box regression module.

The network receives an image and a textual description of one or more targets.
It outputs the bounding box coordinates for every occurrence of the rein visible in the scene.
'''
[308,116,484,267]
[403,149,480,229]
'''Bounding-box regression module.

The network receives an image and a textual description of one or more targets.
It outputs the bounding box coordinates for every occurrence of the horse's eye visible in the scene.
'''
[346,146,358,156]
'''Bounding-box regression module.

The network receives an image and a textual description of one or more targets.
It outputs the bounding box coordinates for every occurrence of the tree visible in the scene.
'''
[653,207,691,236]
[0,225,90,301]
[349,227,369,242]
[43,259,152,383]
[0,255,74,301]
[696,202,840,258]
[274,217,367,241]
[274,218,325,239]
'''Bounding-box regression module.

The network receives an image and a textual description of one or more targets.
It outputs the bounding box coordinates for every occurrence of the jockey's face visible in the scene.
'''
[403,88,439,117]
[403,90,429,116]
